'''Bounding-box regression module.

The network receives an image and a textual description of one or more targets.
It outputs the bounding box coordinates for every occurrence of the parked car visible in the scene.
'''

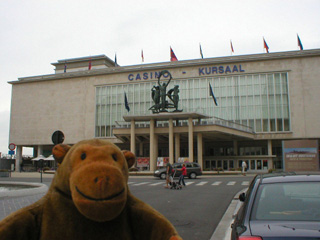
[231,172,320,240]
[154,162,202,179]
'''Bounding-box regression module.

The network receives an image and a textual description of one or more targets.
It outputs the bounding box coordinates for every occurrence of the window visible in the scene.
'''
[253,182,320,221]
[250,160,256,170]
[95,72,291,137]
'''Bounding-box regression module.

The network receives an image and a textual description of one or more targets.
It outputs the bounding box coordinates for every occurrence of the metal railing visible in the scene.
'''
[114,116,254,133]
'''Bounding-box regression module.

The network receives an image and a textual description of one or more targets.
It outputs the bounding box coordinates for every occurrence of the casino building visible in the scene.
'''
[8,49,320,172]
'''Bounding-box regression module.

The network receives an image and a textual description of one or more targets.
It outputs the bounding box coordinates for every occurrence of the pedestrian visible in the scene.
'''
[242,161,247,176]
[178,163,187,187]
[165,162,173,188]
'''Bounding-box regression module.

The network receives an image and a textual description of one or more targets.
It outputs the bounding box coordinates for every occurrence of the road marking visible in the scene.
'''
[227,181,236,186]
[129,180,248,187]
[149,182,164,186]
[212,181,222,186]
[186,182,194,186]
[132,182,150,186]
[196,181,208,186]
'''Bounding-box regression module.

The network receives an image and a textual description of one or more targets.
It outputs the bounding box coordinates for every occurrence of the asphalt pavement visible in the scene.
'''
[0,172,246,239]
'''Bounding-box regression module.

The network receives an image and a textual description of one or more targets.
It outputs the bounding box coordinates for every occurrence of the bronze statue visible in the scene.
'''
[149,70,182,113]
[167,85,182,112]
[158,70,172,111]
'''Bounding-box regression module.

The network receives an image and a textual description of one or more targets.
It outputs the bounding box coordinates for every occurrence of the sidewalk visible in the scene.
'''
[10,171,55,178]
[9,170,243,178]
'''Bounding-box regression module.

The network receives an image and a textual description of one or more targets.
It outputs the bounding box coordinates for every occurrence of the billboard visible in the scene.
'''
[157,157,169,167]
[282,140,319,172]
[136,157,150,168]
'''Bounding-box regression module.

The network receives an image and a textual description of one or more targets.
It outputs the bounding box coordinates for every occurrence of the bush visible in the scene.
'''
[0,169,9,172]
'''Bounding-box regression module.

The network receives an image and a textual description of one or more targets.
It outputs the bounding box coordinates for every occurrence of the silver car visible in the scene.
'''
[154,162,202,179]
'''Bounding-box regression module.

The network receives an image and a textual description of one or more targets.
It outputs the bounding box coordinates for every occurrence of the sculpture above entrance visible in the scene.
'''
[149,70,183,113]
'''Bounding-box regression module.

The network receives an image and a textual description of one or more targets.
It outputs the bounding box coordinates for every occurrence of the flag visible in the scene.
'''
[263,37,269,53]
[297,34,303,50]
[88,58,92,70]
[115,54,118,67]
[124,92,130,112]
[200,43,203,59]
[170,47,178,61]
[209,83,218,106]
[141,49,144,62]
[230,40,234,53]
[64,62,67,73]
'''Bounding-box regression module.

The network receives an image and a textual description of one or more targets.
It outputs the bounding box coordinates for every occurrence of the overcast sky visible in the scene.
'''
[0,0,319,156]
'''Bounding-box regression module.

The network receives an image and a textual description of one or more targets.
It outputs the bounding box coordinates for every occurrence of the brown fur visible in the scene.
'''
[0,139,182,240]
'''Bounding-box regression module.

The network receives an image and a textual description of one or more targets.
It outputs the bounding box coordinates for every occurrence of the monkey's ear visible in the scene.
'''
[52,144,71,164]
[122,150,136,169]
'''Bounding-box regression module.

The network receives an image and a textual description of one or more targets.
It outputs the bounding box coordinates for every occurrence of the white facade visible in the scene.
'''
[9,50,320,172]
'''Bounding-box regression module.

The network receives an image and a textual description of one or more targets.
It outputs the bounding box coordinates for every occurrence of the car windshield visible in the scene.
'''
[252,182,320,221]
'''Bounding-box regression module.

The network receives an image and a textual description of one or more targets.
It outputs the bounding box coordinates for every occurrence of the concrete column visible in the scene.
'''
[38,145,43,156]
[130,119,136,155]
[188,118,194,162]
[268,140,272,156]
[233,140,238,155]
[15,145,23,172]
[139,142,143,157]
[149,119,155,172]
[169,118,174,164]
[154,134,158,166]
[197,133,203,169]
[268,140,273,170]
[175,133,180,162]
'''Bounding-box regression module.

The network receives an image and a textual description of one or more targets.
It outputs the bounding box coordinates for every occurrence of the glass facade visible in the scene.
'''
[95,72,290,137]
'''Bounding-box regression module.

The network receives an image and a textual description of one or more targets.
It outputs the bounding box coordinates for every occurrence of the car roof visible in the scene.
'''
[258,172,320,184]
[173,162,198,165]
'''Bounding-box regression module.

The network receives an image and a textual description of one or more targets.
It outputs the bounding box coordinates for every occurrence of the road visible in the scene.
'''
[0,174,255,240]
[129,175,254,240]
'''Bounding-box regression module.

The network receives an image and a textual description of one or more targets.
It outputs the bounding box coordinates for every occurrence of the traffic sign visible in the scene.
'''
[52,131,65,145]
[8,150,15,155]
[8,143,16,151]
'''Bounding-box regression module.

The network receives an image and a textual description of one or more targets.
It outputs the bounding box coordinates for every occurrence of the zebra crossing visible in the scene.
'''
[128,181,249,187]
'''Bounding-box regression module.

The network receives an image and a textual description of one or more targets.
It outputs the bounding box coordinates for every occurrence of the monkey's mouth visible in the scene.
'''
[75,187,125,201]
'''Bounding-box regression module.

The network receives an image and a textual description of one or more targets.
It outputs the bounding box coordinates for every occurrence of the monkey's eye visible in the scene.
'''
[112,154,117,161]
[80,153,86,160]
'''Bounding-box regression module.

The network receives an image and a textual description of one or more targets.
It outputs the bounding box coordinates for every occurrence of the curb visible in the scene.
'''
[0,181,48,199]
[210,188,248,240]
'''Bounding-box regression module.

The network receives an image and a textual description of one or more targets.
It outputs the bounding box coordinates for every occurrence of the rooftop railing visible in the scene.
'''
[113,116,254,134]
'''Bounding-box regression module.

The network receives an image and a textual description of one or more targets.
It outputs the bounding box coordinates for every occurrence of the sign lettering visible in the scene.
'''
[199,64,245,76]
